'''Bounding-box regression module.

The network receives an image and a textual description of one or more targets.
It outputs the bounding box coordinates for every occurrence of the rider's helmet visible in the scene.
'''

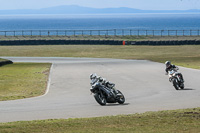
[90,73,98,85]
[165,61,171,68]
[90,73,97,80]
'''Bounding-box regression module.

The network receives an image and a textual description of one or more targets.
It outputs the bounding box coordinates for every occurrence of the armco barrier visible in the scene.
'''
[0,39,200,46]
[126,40,200,45]
[0,40,123,45]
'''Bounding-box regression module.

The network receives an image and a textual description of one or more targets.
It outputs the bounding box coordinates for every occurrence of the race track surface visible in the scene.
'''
[0,57,200,123]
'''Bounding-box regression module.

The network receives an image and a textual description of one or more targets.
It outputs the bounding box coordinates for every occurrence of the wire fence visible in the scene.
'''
[0,29,200,37]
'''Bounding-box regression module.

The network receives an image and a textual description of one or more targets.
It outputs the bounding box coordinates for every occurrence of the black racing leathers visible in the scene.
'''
[165,64,176,73]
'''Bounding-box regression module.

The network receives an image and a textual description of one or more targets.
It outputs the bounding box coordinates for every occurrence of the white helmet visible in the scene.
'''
[90,73,99,85]
[165,61,171,68]
[90,73,97,80]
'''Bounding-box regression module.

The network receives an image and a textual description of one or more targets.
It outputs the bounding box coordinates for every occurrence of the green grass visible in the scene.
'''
[0,108,200,133]
[0,63,51,101]
[0,58,7,61]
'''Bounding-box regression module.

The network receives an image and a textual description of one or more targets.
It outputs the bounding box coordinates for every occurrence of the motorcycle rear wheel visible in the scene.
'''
[94,93,107,106]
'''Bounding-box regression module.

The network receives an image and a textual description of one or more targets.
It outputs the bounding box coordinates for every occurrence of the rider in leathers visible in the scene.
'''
[165,61,184,82]
[90,73,121,97]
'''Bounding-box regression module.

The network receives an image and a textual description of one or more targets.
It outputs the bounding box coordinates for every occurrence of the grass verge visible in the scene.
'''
[0,58,8,61]
[0,108,200,133]
[0,63,51,101]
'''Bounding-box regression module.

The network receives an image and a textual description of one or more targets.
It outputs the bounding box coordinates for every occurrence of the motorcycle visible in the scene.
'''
[168,69,184,90]
[90,81,125,106]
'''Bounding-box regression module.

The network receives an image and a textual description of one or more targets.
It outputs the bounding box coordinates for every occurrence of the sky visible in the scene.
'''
[0,0,200,10]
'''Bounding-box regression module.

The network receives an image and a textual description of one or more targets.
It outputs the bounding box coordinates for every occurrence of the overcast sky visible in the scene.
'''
[0,0,200,10]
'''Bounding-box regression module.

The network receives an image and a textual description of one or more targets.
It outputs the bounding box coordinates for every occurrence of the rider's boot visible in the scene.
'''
[169,77,172,82]
[180,74,184,83]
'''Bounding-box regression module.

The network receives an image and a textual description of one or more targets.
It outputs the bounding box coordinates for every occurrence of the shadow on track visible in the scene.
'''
[179,88,195,91]
[105,103,130,106]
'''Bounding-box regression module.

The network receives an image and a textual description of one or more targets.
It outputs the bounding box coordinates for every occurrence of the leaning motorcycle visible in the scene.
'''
[90,81,125,106]
[168,69,184,90]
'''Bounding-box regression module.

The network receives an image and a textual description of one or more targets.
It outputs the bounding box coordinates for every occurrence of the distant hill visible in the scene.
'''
[0,5,200,14]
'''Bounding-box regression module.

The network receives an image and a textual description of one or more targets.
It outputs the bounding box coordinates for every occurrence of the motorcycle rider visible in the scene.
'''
[90,73,121,97]
[165,61,184,82]
[90,73,99,86]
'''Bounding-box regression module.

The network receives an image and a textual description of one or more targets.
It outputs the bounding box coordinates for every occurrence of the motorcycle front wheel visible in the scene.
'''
[117,90,125,104]
[94,93,107,106]
[173,79,179,90]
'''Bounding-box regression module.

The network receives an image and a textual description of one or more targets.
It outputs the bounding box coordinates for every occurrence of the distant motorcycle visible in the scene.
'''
[168,68,184,90]
[90,81,125,106]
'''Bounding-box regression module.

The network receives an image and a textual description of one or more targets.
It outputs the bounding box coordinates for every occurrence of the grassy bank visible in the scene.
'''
[0,45,200,69]
[0,63,51,101]
[0,108,200,133]
[0,58,7,61]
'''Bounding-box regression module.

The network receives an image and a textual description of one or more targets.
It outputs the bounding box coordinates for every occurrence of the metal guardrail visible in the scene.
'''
[0,40,123,45]
[0,29,200,37]
[1,40,200,46]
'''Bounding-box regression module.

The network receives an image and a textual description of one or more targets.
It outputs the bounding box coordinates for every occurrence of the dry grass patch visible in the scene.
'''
[0,63,51,101]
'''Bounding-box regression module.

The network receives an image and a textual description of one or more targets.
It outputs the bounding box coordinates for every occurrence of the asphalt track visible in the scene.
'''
[0,57,200,123]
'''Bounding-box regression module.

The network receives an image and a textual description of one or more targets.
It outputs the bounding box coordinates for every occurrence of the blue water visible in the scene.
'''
[0,14,200,31]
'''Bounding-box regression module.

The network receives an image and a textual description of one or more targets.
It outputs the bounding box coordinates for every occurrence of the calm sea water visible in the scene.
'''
[0,14,200,31]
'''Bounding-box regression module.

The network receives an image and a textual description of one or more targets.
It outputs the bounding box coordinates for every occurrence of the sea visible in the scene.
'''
[0,13,200,36]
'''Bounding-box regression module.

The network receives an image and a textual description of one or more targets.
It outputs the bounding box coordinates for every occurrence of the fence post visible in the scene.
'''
[5,31,6,37]
[14,31,15,37]
[198,30,199,36]
[153,30,154,37]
